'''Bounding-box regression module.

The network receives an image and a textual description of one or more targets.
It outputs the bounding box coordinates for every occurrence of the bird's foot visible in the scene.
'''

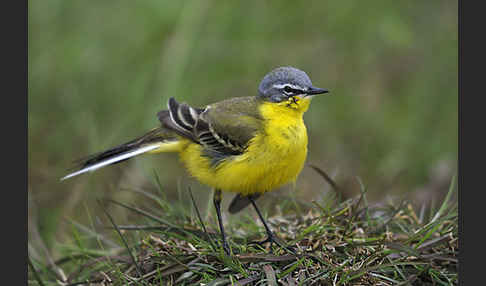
[249,233,296,254]
[218,240,231,256]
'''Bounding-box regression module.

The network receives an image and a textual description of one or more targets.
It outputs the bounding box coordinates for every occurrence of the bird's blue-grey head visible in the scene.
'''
[258,66,329,103]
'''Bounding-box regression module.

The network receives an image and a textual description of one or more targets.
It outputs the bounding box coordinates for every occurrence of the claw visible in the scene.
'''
[249,233,296,254]
[246,196,297,255]
[222,241,231,255]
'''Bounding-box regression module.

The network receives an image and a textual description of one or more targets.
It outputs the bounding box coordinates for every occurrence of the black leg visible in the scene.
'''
[213,189,230,255]
[249,195,295,254]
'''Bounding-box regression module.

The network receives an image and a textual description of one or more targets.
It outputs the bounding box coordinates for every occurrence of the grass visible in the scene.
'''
[28,171,458,285]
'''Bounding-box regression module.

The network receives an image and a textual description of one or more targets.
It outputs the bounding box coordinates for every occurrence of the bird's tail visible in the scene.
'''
[60,128,182,181]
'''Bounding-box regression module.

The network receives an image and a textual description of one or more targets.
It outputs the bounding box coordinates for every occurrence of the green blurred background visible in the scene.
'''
[28,0,457,258]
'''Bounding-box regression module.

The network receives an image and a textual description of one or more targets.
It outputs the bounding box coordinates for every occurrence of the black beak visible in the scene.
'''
[306,86,329,95]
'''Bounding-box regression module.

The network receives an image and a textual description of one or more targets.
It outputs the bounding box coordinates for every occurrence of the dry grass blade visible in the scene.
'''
[206,278,230,286]
[188,186,216,250]
[124,261,190,285]
[420,253,458,263]
[385,242,421,257]
[286,276,297,286]
[396,275,418,286]
[343,187,368,237]
[430,174,456,224]
[120,187,166,205]
[67,218,119,248]
[155,264,188,278]
[416,233,453,251]
[369,200,407,234]
[233,274,261,286]
[237,254,297,263]
[106,224,169,231]
[308,164,341,193]
[106,199,177,228]
[263,264,277,286]
[106,224,218,244]
[66,255,131,283]
[64,279,107,286]
[100,201,144,279]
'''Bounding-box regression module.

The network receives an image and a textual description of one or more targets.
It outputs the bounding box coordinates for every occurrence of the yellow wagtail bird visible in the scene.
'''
[62,66,329,254]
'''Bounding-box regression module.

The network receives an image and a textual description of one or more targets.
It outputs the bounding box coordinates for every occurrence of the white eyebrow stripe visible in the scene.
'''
[272,83,302,90]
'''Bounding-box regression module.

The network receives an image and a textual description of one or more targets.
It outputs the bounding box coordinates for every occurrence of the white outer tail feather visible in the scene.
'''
[60,144,162,181]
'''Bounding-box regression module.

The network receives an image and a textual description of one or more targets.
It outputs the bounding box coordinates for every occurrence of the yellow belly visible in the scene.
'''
[178,102,309,195]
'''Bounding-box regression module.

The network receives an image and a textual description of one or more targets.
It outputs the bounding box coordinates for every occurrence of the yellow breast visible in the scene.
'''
[179,98,311,195]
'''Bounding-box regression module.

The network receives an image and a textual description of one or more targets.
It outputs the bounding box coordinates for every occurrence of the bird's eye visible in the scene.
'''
[283,86,293,94]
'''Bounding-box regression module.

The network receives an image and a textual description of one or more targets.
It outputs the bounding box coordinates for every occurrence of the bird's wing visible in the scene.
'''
[158,97,263,161]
